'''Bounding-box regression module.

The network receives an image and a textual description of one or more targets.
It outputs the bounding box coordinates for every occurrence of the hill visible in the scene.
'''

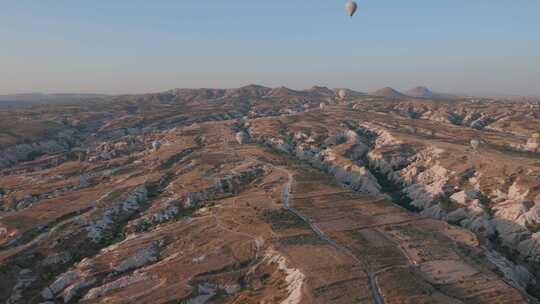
[369,87,406,98]
[406,86,434,98]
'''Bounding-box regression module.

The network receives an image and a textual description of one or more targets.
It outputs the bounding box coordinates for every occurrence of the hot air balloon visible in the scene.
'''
[152,140,161,151]
[526,132,540,152]
[345,1,358,18]
[337,89,347,100]
[470,139,480,151]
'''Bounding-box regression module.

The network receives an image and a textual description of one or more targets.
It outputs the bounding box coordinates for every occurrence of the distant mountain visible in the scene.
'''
[0,93,106,102]
[334,88,367,98]
[268,86,302,98]
[167,88,227,101]
[0,93,108,107]
[306,86,335,98]
[369,87,405,99]
[406,86,433,98]
[225,84,271,98]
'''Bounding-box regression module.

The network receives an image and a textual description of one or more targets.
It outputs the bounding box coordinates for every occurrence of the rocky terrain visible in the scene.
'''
[1,85,540,303]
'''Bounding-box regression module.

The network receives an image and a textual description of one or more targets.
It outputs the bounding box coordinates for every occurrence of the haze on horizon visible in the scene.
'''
[1,0,539,96]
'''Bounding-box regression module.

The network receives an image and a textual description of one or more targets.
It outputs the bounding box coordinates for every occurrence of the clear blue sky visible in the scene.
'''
[1,0,539,95]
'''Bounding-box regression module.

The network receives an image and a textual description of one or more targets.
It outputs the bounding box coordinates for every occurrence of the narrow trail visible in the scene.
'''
[211,212,263,256]
[280,170,385,304]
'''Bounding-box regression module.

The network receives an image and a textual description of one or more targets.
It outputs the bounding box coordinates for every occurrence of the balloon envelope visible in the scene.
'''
[345,1,358,17]
[338,89,347,99]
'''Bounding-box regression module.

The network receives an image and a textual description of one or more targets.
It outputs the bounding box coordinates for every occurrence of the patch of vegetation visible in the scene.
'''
[336,136,347,145]
[497,144,540,159]
[27,150,45,161]
[258,209,308,230]
[438,196,455,211]
[526,223,540,233]
[110,166,135,177]
[99,226,126,247]
[355,129,377,147]
[274,233,326,247]
[134,207,195,233]
[159,148,195,170]
[194,259,254,278]
[313,277,359,297]
[104,188,126,203]
[368,165,419,212]
[0,264,9,275]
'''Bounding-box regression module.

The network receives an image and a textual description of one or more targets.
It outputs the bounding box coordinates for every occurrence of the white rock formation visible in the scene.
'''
[41,258,96,302]
[0,130,77,169]
[264,250,305,304]
[113,243,160,273]
[486,249,535,291]
[82,273,148,301]
[235,131,250,145]
[86,186,148,243]
[403,164,451,209]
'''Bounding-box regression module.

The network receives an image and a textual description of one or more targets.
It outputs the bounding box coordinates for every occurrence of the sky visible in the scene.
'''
[1,0,539,95]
